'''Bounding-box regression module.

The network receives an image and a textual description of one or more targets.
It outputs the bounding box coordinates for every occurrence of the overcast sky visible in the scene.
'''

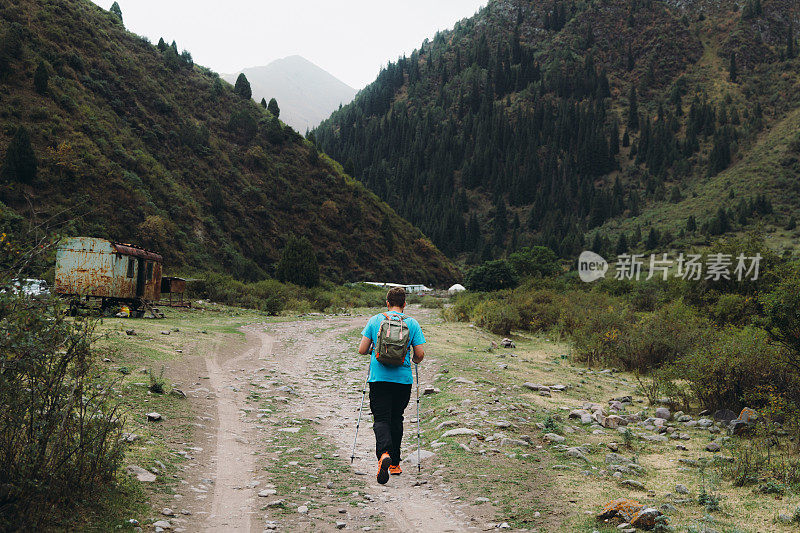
[91,1,487,89]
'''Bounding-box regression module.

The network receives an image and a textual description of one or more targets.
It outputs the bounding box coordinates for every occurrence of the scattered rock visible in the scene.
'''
[501,338,515,348]
[258,489,277,497]
[297,505,308,514]
[620,479,646,490]
[435,421,458,430]
[705,442,721,452]
[441,428,481,439]
[500,438,529,447]
[125,329,136,335]
[152,520,171,529]
[713,409,737,423]
[730,419,750,436]
[737,407,759,423]
[630,508,662,529]
[335,522,346,529]
[126,464,156,482]
[160,330,170,335]
[146,412,162,422]
[597,499,644,523]
[543,433,566,443]
[403,449,435,465]
[675,484,689,495]
[162,508,175,516]
[266,500,285,508]
[423,386,440,395]
[655,407,671,420]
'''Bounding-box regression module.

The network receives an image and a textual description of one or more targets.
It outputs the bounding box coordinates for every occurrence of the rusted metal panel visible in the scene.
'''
[55,237,163,302]
[160,277,186,294]
[112,243,163,262]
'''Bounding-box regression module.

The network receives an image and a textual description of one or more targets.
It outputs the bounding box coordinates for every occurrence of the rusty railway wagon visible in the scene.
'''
[55,237,163,317]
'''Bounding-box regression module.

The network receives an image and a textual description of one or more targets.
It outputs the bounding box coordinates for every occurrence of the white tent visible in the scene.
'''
[448,283,466,293]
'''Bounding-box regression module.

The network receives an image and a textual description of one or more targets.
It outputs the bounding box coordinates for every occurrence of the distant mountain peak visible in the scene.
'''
[224,56,356,131]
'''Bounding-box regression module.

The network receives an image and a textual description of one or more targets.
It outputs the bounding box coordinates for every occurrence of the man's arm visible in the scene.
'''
[412,344,425,364]
[358,336,372,355]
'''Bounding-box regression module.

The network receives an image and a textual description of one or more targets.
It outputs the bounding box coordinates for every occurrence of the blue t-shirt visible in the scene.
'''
[361,311,426,384]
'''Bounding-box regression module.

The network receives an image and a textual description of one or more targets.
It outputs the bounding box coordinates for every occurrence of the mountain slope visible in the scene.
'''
[0,0,457,285]
[313,0,800,262]
[223,56,357,132]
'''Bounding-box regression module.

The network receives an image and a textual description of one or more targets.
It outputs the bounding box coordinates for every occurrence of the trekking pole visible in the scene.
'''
[351,359,371,464]
[415,362,421,473]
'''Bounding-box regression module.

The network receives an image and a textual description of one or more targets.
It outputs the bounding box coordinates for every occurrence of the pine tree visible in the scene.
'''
[234,73,252,99]
[729,52,737,82]
[268,98,280,118]
[646,227,660,249]
[110,1,123,24]
[33,60,48,95]
[157,37,167,51]
[275,235,319,287]
[1,126,37,184]
[627,86,639,131]
[380,214,396,253]
[260,98,267,109]
[615,233,629,254]
[626,43,635,71]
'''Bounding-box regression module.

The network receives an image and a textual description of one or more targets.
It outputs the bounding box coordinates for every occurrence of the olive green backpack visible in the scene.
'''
[375,313,410,367]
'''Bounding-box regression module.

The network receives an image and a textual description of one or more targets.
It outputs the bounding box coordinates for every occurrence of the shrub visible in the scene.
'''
[420,295,443,309]
[442,291,484,322]
[465,260,518,291]
[275,235,319,288]
[0,278,123,528]
[508,246,559,277]
[472,299,520,335]
[672,326,791,410]
[148,365,167,394]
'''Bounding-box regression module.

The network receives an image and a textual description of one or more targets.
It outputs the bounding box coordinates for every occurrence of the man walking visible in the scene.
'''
[357,287,425,484]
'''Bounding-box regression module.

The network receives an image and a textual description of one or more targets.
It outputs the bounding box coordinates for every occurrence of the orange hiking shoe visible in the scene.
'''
[388,464,402,475]
[377,453,391,484]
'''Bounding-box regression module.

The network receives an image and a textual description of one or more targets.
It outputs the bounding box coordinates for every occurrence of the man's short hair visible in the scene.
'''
[386,287,406,308]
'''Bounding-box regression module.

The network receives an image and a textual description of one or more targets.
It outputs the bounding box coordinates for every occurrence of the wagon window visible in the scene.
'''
[126,257,135,278]
[146,262,153,282]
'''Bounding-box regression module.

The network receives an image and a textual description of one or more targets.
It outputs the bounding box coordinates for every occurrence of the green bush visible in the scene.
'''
[671,326,791,410]
[420,295,444,309]
[472,299,521,335]
[464,260,518,291]
[0,281,123,528]
[275,235,319,288]
[508,246,559,277]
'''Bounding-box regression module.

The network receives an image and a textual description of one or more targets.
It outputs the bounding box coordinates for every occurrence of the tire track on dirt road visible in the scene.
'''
[180,310,488,532]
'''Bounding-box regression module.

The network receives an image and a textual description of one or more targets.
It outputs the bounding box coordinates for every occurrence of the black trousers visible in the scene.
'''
[369,381,412,465]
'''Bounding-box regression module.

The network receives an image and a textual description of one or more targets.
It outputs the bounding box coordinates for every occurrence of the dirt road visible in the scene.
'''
[176,311,488,532]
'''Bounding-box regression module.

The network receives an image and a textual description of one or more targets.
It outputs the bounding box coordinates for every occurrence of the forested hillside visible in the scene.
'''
[314,0,800,262]
[0,0,458,285]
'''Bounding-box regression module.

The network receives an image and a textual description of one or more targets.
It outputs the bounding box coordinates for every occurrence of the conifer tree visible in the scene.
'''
[686,215,697,232]
[33,60,48,95]
[234,73,252,99]
[1,126,37,184]
[268,98,280,118]
[728,52,737,82]
[110,1,123,24]
[260,98,267,109]
[157,37,167,51]
[627,86,639,131]
[275,235,319,287]
[626,43,635,71]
